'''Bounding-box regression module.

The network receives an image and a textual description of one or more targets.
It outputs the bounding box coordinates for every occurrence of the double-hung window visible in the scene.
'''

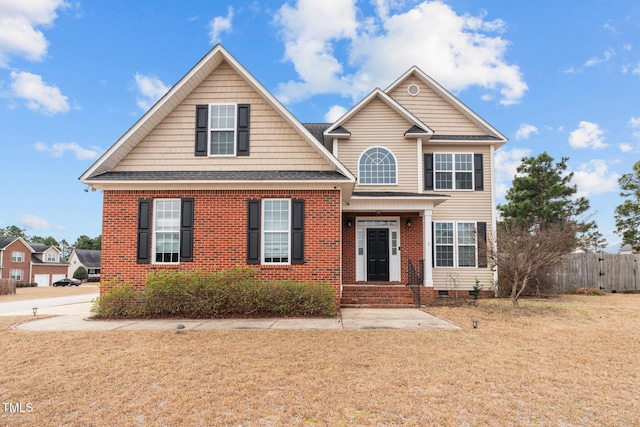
[46,253,58,263]
[209,104,236,156]
[154,199,181,263]
[11,251,24,262]
[434,221,477,267]
[434,153,473,190]
[10,269,23,281]
[262,199,290,263]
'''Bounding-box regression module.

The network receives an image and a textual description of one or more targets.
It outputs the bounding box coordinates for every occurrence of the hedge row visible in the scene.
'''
[91,266,336,319]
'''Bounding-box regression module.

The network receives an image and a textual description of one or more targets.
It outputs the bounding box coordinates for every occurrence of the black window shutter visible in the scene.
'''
[247,200,260,264]
[424,153,434,190]
[180,198,194,262]
[474,153,484,191]
[137,199,151,264]
[237,104,250,156]
[291,200,305,264]
[477,221,487,268]
[195,105,208,156]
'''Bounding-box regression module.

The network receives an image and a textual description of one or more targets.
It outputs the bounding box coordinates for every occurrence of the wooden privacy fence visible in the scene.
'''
[0,278,17,295]
[546,253,640,293]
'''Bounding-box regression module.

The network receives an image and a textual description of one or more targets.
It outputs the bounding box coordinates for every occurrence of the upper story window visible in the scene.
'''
[358,147,397,185]
[11,251,24,262]
[154,199,181,264]
[46,253,58,263]
[210,104,236,156]
[435,153,473,190]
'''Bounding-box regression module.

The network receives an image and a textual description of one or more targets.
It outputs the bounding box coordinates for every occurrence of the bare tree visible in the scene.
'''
[487,221,578,307]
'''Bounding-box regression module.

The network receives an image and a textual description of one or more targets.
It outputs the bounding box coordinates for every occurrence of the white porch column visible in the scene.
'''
[422,208,433,287]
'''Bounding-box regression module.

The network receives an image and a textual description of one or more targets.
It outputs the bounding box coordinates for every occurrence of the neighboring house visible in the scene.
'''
[67,249,101,280]
[80,45,506,308]
[0,237,69,286]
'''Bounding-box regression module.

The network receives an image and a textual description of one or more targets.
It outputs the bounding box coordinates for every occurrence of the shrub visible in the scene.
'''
[73,266,88,281]
[91,284,145,317]
[91,266,336,319]
[16,282,38,288]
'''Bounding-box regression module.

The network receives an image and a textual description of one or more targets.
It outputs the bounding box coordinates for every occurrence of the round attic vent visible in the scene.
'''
[407,83,420,96]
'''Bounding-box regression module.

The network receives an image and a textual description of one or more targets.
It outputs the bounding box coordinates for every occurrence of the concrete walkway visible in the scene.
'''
[14,303,460,331]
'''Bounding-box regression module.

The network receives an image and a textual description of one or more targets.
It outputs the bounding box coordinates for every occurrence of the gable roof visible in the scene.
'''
[323,88,434,138]
[80,44,355,184]
[29,243,61,254]
[385,66,507,146]
[73,249,101,268]
[0,236,33,252]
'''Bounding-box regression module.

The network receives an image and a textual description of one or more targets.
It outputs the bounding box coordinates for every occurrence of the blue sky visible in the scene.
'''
[1,0,639,251]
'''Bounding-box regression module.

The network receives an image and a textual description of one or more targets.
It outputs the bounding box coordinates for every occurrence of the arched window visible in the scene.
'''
[358,147,397,185]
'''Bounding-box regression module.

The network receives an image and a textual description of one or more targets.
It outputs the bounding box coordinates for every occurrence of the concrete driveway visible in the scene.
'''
[13,303,460,331]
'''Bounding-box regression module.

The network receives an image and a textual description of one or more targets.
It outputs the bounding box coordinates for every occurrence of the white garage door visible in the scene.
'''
[34,274,50,287]
[52,274,66,285]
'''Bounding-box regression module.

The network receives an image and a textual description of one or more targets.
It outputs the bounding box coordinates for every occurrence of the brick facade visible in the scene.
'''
[0,240,31,282]
[101,189,343,307]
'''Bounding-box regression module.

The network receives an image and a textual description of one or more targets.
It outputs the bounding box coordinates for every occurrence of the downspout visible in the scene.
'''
[490,144,498,297]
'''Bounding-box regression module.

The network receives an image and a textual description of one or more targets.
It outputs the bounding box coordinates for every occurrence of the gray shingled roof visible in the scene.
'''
[352,191,449,198]
[85,170,350,181]
[303,123,331,143]
[0,236,18,249]
[75,249,101,268]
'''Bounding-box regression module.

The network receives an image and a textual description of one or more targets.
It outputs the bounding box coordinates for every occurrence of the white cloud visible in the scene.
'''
[629,116,640,138]
[568,121,607,149]
[515,123,539,140]
[208,6,233,45]
[571,159,620,197]
[619,143,634,152]
[20,214,63,231]
[134,73,169,111]
[325,105,347,122]
[34,142,101,160]
[274,0,527,106]
[0,0,68,66]
[10,70,69,114]
[632,63,640,75]
[494,147,532,200]
[584,48,615,67]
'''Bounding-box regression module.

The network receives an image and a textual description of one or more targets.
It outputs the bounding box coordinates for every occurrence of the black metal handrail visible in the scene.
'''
[407,259,424,307]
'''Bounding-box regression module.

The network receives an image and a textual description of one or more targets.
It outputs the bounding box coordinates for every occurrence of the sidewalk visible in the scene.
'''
[14,303,460,331]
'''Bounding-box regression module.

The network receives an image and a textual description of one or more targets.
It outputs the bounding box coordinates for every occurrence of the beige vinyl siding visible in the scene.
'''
[388,76,485,135]
[114,61,332,172]
[338,98,419,192]
[427,145,494,291]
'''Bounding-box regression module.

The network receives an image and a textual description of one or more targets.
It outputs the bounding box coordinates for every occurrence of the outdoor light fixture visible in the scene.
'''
[406,218,412,228]
[346,219,352,228]
[32,307,38,316]
[176,324,185,334]
[472,318,478,329]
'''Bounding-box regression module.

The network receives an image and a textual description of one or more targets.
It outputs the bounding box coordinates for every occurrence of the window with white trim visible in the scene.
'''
[154,199,181,264]
[434,221,477,267]
[262,199,290,263]
[209,103,236,156]
[11,251,24,262]
[46,253,58,263]
[359,147,397,185]
[435,153,473,190]
[10,269,23,281]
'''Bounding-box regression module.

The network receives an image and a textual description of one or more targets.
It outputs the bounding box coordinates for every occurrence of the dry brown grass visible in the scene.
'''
[0,284,98,302]
[1,294,639,426]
